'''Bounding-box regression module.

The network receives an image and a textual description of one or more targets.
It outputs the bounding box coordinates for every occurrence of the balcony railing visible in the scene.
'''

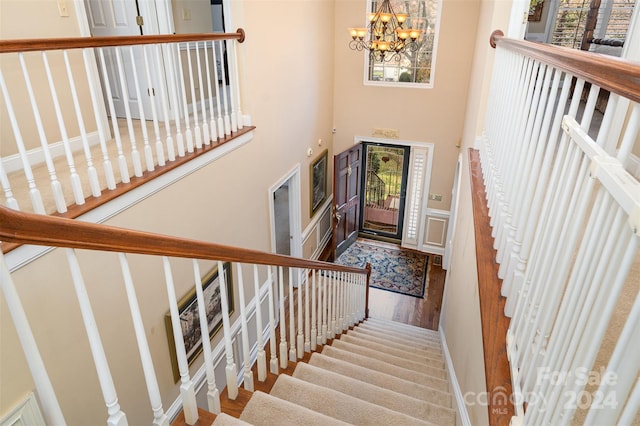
[481,30,639,425]
[0,31,253,229]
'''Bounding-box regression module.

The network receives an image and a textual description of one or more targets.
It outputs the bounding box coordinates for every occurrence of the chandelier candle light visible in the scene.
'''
[349,0,422,61]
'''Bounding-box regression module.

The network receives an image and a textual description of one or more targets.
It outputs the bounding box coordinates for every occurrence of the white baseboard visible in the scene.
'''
[439,325,472,426]
[2,131,101,173]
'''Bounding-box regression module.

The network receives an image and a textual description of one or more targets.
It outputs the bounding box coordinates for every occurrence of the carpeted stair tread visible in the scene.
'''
[366,318,440,338]
[359,321,441,344]
[352,326,442,352]
[347,329,443,360]
[321,345,450,391]
[292,362,455,424]
[239,391,349,426]
[269,374,435,425]
[212,413,252,426]
[340,333,444,367]
[330,339,447,378]
[308,353,452,405]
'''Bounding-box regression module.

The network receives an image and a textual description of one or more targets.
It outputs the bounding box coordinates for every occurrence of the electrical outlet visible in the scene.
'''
[182,8,191,21]
[429,194,443,202]
[57,0,69,17]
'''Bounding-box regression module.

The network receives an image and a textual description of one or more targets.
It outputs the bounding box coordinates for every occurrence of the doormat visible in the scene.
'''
[335,239,429,298]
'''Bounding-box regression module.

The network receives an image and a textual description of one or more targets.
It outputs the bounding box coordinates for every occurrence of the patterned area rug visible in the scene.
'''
[335,239,429,298]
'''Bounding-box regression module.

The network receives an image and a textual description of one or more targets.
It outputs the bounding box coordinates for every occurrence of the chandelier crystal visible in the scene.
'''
[348,0,423,62]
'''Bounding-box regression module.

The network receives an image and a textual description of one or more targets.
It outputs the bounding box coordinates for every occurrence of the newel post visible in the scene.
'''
[365,263,372,319]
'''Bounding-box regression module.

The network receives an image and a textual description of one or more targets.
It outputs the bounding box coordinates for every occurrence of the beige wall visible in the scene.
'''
[236,0,336,226]
[332,0,481,211]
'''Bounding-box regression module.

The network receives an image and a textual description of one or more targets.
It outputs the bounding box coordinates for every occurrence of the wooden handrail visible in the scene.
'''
[489,29,640,104]
[0,29,245,54]
[0,205,367,275]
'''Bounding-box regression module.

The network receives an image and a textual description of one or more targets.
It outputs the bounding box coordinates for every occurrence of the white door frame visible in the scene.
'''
[353,135,435,251]
[269,165,303,259]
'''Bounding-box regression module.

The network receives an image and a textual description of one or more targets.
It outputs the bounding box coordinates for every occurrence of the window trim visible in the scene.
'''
[362,0,443,89]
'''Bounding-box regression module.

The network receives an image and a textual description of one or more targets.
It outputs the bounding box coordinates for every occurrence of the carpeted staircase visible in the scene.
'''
[211,318,456,425]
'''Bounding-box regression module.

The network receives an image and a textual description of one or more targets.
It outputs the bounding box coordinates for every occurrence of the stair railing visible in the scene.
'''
[0,205,370,425]
[0,32,252,227]
[481,30,639,424]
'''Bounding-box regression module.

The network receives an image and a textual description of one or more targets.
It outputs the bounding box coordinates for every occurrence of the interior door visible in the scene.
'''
[85,0,159,120]
[332,145,362,259]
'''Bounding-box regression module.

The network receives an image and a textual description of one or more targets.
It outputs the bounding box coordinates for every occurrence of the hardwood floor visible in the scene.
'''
[367,255,446,331]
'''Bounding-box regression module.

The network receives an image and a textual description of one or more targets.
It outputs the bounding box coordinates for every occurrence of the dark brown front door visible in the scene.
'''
[332,144,362,259]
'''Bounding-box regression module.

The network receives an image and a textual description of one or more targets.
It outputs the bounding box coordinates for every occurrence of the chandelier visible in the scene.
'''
[348,0,422,62]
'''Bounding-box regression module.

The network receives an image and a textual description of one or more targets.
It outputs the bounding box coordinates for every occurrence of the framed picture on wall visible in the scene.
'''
[310,149,328,216]
[165,261,233,383]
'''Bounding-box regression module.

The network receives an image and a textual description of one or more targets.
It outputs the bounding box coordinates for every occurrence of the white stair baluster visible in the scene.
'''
[0,162,19,210]
[304,269,310,353]
[0,68,45,213]
[226,41,237,133]
[235,264,254,391]
[191,260,220,414]
[98,48,130,184]
[310,270,317,351]
[330,271,336,337]
[288,267,297,361]
[321,270,327,344]
[583,293,640,425]
[253,265,267,381]
[0,252,65,424]
[127,46,154,172]
[114,47,143,177]
[337,271,344,334]
[194,42,210,146]
[142,45,165,167]
[185,42,202,149]
[161,257,198,422]
[66,249,127,426]
[203,41,218,142]
[154,44,175,162]
[63,50,102,197]
[615,103,640,164]
[230,39,243,130]
[297,268,304,358]
[278,266,288,369]
[118,254,169,425]
[217,40,231,136]
[267,266,278,374]
[211,41,224,141]
[82,48,117,191]
[175,43,194,152]
[17,53,66,212]
[166,44,185,157]
[42,52,85,205]
[215,261,238,400]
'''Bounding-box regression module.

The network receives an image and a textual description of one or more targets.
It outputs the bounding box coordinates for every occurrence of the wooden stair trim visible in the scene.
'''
[468,148,515,425]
